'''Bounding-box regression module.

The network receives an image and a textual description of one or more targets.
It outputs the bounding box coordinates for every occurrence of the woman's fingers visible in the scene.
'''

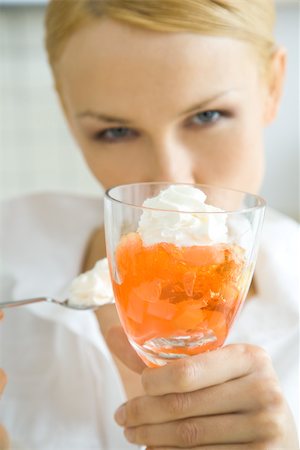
[0,313,9,449]
[146,445,260,450]
[123,413,265,447]
[116,372,274,427]
[0,424,10,450]
[106,326,146,374]
[113,342,296,449]
[0,369,7,396]
[141,344,272,396]
[0,367,9,450]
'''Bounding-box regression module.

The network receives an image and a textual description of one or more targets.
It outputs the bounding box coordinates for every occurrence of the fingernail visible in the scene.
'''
[124,427,136,443]
[114,404,126,426]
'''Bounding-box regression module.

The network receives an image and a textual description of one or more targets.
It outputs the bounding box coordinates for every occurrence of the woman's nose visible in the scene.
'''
[151,141,195,184]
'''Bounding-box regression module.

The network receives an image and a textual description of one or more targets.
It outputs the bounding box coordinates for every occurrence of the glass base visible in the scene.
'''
[129,330,217,366]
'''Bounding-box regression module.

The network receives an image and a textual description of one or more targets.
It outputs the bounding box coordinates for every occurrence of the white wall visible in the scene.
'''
[0,2,299,218]
[0,5,102,199]
[262,3,299,219]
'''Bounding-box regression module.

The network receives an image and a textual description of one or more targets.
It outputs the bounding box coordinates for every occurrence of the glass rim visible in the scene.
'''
[104,182,266,214]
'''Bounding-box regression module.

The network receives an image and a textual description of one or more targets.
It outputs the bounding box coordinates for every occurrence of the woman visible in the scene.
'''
[0,311,10,450]
[0,0,298,448]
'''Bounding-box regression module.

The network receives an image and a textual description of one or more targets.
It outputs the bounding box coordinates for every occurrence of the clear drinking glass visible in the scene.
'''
[104,182,265,367]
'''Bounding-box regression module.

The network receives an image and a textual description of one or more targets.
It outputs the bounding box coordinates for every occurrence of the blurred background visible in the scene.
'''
[0,0,299,219]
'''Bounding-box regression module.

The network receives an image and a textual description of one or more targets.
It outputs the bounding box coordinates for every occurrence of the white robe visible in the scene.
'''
[0,193,298,449]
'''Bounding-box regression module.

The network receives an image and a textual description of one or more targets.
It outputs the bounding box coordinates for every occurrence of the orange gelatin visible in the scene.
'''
[113,232,246,364]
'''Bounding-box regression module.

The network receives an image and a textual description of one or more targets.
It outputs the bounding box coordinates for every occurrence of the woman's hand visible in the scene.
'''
[0,311,10,450]
[108,326,299,449]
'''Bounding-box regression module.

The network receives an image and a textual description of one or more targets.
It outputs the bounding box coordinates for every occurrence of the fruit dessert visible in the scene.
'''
[112,185,246,366]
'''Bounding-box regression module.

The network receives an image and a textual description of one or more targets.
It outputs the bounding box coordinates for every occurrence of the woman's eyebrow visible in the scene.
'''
[76,110,133,125]
[181,88,238,116]
[76,88,239,124]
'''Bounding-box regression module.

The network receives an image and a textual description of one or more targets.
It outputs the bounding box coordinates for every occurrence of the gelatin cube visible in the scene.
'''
[119,232,143,252]
[147,300,177,320]
[205,311,226,331]
[174,307,205,330]
[116,232,143,277]
[182,245,225,267]
[220,284,239,308]
[131,313,176,344]
[185,297,208,309]
[140,244,175,279]
[135,280,162,303]
[127,295,146,324]
[183,272,196,297]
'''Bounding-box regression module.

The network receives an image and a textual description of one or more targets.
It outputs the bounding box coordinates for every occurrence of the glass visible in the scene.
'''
[104,182,265,367]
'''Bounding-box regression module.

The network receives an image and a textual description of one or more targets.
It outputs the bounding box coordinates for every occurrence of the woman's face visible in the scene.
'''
[57,19,277,193]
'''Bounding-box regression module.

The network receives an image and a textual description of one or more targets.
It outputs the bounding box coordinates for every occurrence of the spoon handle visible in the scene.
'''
[0,297,47,308]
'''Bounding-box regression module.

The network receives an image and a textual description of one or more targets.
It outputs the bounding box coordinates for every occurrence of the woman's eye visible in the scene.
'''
[190,110,222,125]
[93,127,136,142]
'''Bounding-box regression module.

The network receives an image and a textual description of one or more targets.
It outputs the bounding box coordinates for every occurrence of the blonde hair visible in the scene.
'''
[45,0,276,80]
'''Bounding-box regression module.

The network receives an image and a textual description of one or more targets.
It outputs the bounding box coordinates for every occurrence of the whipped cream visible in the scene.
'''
[68,258,114,307]
[138,185,228,246]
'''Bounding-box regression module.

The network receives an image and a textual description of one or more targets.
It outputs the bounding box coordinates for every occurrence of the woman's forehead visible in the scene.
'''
[58,19,259,113]
[59,18,254,68]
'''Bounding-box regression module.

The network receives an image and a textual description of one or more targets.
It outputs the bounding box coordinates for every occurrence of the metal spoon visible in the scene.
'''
[0,297,114,311]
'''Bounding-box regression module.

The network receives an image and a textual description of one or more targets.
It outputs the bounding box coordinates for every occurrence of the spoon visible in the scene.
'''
[0,297,114,311]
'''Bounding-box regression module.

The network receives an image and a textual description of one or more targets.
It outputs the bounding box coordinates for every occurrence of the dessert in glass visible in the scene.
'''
[104,183,265,367]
